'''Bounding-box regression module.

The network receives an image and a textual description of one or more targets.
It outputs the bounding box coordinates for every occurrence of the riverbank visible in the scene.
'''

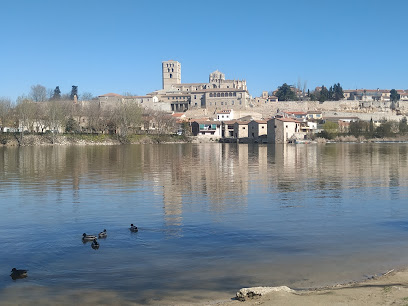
[2,267,408,305]
[215,267,408,306]
[0,133,193,146]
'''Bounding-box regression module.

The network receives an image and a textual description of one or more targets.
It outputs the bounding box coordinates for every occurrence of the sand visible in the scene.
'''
[213,268,408,306]
[3,268,408,305]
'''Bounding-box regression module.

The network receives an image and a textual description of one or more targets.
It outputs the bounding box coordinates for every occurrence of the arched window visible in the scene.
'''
[170,74,172,78]
[229,92,232,97]
[172,68,174,72]
[217,93,220,97]
[168,68,170,72]
[210,93,213,97]
[221,93,224,97]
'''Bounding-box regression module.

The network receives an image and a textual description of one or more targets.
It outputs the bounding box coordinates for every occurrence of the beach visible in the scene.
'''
[2,267,408,305]
[216,267,408,306]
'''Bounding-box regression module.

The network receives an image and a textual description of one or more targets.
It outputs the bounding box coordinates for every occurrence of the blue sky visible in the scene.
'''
[1,0,407,101]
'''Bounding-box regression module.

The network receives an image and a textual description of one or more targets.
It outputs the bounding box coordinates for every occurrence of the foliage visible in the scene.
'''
[399,117,408,134]
[314,83,344,102]
[52,86,61,100]
[275,83,296,101]
[390,89,400,103]
[65,117,81,133]
[70,86,78,100]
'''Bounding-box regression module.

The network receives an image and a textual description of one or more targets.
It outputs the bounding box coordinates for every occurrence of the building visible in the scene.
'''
[147,61,252,112]
[248,120,268,140]
[191,120,222,138]
[267,117,304,143]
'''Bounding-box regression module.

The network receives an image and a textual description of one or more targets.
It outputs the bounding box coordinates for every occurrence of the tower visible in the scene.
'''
[162,60,181,90]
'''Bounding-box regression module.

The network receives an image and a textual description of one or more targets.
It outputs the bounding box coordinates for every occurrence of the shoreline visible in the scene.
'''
[2,267,408,305]
[215,266,408,306]
[2,133,408,147]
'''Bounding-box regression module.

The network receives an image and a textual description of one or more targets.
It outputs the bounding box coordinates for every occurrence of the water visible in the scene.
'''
[1,143,408,304]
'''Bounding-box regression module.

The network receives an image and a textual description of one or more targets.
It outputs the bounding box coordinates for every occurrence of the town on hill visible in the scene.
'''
[1,60,407,145]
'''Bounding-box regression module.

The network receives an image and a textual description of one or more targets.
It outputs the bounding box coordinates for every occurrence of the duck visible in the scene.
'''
[98,229,107,238]
[82,233,97,241]
[91,239,100,250]
[10,268,28,280]
[130,224,138,232]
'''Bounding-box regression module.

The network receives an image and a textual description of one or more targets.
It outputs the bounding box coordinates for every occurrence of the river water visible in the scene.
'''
[1,143,408,304]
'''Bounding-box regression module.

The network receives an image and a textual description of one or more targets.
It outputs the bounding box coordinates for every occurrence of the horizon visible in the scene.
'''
[1,0,407,101]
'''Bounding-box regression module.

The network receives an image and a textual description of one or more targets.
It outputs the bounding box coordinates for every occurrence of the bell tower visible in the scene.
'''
[162,60,181,90]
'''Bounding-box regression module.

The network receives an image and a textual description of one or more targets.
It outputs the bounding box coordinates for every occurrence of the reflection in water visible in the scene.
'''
[1,143,408,304]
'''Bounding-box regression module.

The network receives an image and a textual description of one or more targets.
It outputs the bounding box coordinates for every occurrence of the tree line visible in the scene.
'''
[0,96,178,142]
[28,84,94,102]
[318,117,408,140]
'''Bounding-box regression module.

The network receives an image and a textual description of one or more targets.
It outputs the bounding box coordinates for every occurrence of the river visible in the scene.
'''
[1,143,408,304]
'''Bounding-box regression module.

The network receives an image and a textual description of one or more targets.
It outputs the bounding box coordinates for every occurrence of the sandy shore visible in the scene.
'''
[213,267,408,306]
[2,268,408,305]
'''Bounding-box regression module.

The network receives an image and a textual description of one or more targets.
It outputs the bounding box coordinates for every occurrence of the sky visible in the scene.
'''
[0,0,407,101]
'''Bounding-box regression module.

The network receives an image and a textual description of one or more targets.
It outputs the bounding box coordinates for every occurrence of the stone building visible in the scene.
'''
[147,60,253,112]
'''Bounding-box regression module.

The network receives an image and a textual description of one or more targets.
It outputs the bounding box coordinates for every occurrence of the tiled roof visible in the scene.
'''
[99,93,122,97]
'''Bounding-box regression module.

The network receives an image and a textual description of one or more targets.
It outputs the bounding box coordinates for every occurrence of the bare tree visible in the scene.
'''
[15,96,36,142]
[80,92,94,101]
[112,101,142,137]
[0,97,12,131]
[43,100,70,143]
[30,84,47,102]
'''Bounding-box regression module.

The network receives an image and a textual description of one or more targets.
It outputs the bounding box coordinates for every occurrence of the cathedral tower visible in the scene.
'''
[162,60,181,90]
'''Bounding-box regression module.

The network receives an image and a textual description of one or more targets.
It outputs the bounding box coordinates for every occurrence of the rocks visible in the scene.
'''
[236,286,295,301]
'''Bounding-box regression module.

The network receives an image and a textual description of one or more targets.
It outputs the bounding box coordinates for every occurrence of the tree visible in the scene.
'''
[80,92,94,101]
[390,89,400,103]
[30,84,47,102]
[70,85,78,100]
[333,83,344,101]
[275,83,296,101]
[15,96,36,141]
[399,117,408,134]
[0,97,12,130]
[52,86,61,100]
[65,117,81,133]
[319,86,330,102]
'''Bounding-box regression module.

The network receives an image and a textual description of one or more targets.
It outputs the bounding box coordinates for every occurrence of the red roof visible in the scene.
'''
[99,93,122,97]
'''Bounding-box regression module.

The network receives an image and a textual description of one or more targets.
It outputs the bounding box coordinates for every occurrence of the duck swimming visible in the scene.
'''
[10,268,28,280]
[82,233,97,241]
[98,229,107,238]
[130,224,138,232]
[91,239,100,250]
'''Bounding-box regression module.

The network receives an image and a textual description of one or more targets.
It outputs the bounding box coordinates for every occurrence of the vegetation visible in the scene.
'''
[0,85,181,146]
[309,83,344,102]
[316,117,408,141]
[275,83,297,101]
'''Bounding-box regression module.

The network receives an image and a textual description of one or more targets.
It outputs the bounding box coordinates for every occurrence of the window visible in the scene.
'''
[233,92,236,96]
[221,102,224,105]
[243,127,246,129]
[221,93,224,97]
[210,93,213,97]
[194,95,196,99]
[217,93,220,97]
[170,74,172,78]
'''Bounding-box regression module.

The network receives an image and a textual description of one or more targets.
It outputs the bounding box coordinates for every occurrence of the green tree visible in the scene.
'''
[52,86,61,100]
[70,86,78,100]
[399,117,408,134]
[333,83,344,100]
[65,117,80,133]
[322,121,338,138]
[390,89,400,103]
[275,83,296,101]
